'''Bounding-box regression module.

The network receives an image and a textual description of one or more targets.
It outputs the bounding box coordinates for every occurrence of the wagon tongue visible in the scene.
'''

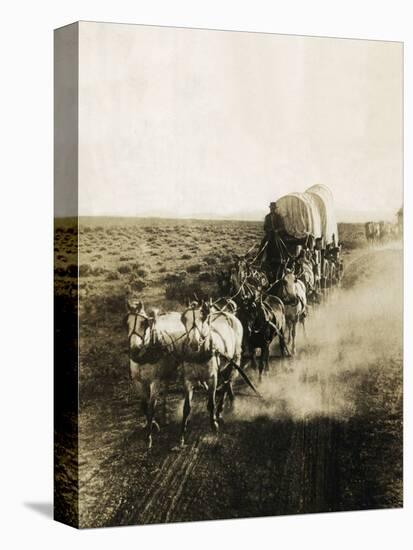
[233,363,263,399]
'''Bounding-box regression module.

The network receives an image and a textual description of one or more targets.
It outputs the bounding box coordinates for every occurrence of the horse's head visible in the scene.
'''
[181,303,203,347]
[126,299,157,357]
[229,265,241,294]
[241,293,255,310]
[229,257,248,292]
[217,270,231,296]
[201,299,214,321]
[282,269,298,299]
[236,295,256,333]
[181,301,215,356]
[330,247,340,261]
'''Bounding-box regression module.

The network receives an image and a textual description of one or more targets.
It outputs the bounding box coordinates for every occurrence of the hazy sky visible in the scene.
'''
[78,22,402,218]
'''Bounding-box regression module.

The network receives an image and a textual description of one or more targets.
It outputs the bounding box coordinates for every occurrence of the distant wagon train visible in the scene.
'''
[365,211,401,245]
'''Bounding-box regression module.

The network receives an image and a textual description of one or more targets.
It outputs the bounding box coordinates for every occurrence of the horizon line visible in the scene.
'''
[54,211,398,223]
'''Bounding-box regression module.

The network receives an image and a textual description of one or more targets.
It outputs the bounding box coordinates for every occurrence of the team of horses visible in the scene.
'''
[126,243,344,449]
[126,298,244,448]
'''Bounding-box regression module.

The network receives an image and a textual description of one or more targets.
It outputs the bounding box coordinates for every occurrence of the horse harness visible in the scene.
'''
[127,311,153,346]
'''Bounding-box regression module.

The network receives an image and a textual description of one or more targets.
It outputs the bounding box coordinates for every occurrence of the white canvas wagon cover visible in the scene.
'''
[275,184,338,245]
[305,184,338,245]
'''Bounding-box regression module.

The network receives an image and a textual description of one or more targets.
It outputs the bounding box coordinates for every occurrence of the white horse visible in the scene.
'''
[126,299,186,448]
[296,257,316,302]
[277,270,307,355]
[179,302,243,446]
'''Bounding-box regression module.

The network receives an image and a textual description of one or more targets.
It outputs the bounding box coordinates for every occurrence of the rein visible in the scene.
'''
[248,240,268,265]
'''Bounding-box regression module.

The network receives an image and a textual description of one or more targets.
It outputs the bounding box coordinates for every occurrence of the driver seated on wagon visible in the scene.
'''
[264,201,285,238]
[262,202,284,252]
[261,202,287,265]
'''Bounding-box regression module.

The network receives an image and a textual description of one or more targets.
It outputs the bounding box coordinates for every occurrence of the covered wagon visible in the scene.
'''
[261,184,340,283]
[273,184,338,248]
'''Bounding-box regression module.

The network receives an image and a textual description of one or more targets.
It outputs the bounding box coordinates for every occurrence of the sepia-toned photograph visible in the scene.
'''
[54,22,403,528]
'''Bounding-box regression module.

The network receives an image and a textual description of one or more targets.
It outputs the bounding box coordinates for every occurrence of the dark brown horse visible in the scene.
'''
[237,294,290,380]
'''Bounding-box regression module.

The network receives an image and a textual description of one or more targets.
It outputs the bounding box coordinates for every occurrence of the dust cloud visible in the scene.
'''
[235,247,403,422]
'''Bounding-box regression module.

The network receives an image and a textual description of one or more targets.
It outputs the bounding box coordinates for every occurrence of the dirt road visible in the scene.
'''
[78,246,403,528]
